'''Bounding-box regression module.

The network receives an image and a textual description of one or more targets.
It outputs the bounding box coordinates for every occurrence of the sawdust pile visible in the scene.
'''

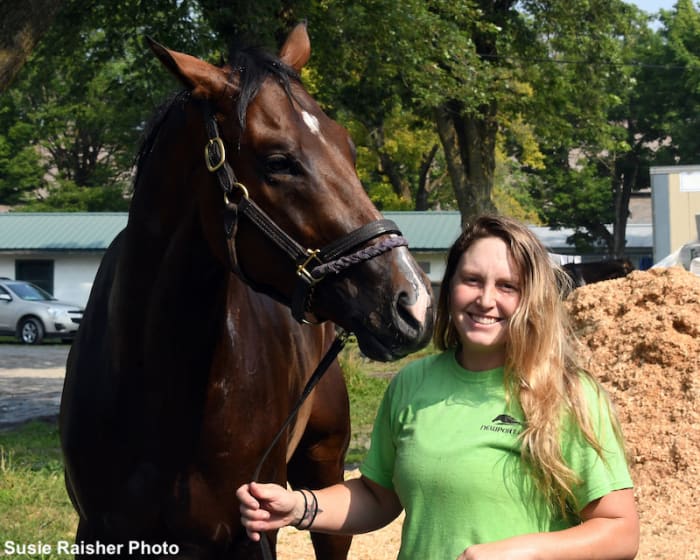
[277,266,700,559]
[567,266,700,559]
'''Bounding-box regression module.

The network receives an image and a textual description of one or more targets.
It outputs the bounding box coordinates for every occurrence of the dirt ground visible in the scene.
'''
[0,344,67,428]
[277,266,700,559]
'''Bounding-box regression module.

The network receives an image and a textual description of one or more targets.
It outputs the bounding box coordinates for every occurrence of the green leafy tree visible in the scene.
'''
[300,1,457,211]
[15,180,130,212]
[306,1,569,222]
[0,0,217,210]
[522,0,655,255]
[0,117,46,205]
[196,0,307,50]
[531,0,700,257]
[647,0,700,163]
[0,0,64,91]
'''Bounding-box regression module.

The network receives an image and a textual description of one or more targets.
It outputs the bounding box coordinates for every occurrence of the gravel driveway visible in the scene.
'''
[0,342,70,429]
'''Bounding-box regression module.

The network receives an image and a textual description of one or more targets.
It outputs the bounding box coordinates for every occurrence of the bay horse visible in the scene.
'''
[563,258,634,288]
[59,23,433,560]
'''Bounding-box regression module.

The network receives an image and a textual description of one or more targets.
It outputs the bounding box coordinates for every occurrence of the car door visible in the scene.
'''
[0,284,14,331]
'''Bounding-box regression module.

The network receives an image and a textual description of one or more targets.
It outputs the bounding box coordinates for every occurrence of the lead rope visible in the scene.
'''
[251,329,351,560]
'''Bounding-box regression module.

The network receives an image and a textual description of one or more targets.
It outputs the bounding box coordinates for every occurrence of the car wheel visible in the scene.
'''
[18,317,44,345]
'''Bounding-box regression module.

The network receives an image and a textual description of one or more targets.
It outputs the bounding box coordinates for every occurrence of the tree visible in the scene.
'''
[520,0,656,256]
[0,0,217,209]
[196,0,305,50]
[5,0,687,235]
[0,0,64,92]
[526,1,700,257]
[302,1,457,211]
[647,0,700,163]
[307,1,623,225]
[0,118,46,205]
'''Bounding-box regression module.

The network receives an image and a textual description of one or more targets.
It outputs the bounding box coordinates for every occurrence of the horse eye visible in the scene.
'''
[264,154,295,177]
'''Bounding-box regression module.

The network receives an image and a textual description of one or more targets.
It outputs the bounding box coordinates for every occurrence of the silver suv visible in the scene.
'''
[0,278,84,344]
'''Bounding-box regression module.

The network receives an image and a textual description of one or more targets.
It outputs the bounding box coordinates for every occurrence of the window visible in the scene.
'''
[15,260,54,294]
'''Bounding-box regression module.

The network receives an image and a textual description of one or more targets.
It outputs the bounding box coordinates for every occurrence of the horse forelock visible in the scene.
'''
[225,43,301,131]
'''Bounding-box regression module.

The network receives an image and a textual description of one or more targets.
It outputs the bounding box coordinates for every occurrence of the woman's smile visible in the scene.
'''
[467,312,502,326]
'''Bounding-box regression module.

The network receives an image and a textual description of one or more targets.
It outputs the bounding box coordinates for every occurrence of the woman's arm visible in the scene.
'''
[237,475,403,541]
[457,488,639,560]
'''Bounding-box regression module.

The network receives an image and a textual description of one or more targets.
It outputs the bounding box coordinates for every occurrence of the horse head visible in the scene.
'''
[147,23,433,361]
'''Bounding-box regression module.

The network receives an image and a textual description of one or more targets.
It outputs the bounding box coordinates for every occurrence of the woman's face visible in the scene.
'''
[449,236,522,371]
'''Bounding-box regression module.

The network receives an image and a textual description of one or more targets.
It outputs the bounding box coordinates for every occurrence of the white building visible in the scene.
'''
[0,212,653,307]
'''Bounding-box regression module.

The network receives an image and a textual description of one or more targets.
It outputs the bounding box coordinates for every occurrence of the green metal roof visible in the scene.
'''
[0,211,460,253]
[384,211,461,251]
[0,212,127,251]
[0,211,653,253]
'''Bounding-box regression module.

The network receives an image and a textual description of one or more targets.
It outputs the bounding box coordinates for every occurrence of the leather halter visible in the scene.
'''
[202,105,409,323]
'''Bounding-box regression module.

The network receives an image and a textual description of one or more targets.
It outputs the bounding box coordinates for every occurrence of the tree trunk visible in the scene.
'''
[612,157,638,258]
[435,100,497,227]
[371,126,412,201]
[0,0,63,92]
[414,144,439,211]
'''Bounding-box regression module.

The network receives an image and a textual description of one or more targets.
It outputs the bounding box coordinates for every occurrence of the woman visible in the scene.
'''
[237,215,639,559]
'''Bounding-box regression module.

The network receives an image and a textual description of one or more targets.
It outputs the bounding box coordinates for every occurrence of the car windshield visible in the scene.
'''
[7,282,56,301]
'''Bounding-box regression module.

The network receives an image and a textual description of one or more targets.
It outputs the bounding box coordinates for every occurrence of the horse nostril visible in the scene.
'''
[395,291,423,332]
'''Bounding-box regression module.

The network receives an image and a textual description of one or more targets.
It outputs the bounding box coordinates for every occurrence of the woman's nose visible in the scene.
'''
[477,284,496,307]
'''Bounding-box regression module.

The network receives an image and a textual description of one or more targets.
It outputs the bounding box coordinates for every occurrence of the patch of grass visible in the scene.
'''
[0,421,78,556]
[339,340,436,466]
[340,346,389,467]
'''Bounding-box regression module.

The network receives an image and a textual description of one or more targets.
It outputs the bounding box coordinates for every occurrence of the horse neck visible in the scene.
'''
[129,100,211,242]
[111,100,231,358]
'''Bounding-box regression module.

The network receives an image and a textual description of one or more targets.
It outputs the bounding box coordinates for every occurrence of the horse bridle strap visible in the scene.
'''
[253,329,350,560]
[202,105,409,323]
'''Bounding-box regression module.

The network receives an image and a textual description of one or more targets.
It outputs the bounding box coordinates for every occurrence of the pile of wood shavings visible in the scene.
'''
[567,266,700,560]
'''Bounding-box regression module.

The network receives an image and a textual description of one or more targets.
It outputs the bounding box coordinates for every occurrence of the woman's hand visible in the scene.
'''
[457,543,536,560]
[456,489,638,560]
[236,482,303,541]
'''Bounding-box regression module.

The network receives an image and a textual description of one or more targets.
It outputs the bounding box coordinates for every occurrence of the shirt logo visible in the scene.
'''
[480,414,524,435]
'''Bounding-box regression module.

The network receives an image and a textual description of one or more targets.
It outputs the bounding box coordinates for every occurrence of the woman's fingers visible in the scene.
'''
[236,482,294,541]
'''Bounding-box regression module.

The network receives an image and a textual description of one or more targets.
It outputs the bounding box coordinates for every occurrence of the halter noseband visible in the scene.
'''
[202,105,409,324]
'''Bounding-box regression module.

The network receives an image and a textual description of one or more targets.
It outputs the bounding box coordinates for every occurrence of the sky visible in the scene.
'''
[630,0,678,14]
[629,0,680,28]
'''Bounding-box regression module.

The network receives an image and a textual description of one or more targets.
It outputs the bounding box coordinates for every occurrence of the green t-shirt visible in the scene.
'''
[360,350,633,560]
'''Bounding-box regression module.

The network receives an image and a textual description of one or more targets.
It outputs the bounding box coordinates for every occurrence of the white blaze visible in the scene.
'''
[396,247,432,325]
[301,110,321,136]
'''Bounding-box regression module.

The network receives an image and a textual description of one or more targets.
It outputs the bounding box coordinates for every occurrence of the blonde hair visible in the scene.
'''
[434,214,625,516]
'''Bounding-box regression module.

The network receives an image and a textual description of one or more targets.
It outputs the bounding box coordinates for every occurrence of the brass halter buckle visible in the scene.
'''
[205,137,226,172]
[296,249,323,285]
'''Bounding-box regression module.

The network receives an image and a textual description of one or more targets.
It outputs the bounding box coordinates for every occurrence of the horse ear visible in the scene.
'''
[146,36,233,100]
[278,22,311,72]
